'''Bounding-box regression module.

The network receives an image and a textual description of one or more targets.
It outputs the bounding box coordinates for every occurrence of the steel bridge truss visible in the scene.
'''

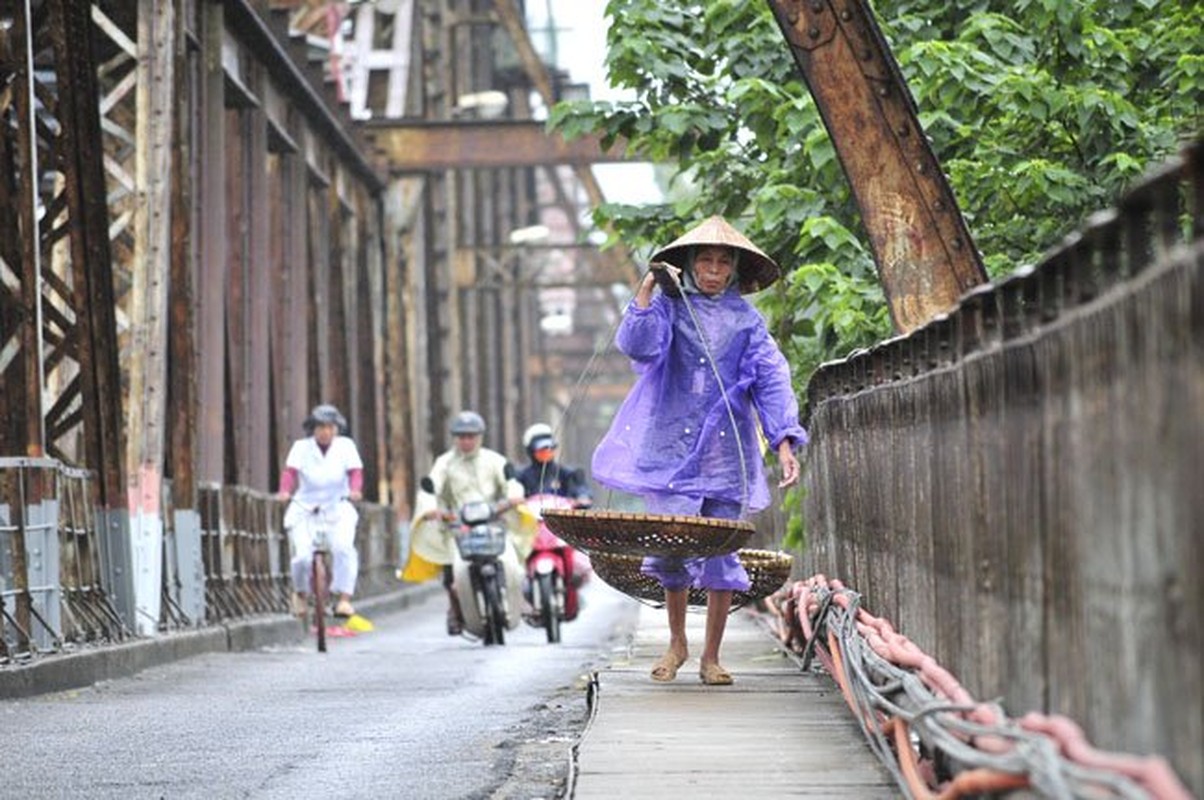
[1,0,124,500]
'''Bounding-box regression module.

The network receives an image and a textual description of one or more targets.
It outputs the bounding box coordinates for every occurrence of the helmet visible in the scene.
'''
[303,403,347,435]
[449,410,486,436]
[522,422,557,460]
[522,423,555,450]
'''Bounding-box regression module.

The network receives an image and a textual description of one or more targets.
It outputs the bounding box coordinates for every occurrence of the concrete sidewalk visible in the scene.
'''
[571,602,899,798]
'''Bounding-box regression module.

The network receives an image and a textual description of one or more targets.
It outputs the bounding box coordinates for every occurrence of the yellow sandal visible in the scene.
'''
[650,651,687,682]
[699,662,733,686]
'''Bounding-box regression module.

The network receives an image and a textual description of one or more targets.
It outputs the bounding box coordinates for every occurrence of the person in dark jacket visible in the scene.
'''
[516,423,592,505]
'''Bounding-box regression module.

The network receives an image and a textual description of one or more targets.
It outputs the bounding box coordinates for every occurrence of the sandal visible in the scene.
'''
[650,650,687,683]
[699,662,733,686]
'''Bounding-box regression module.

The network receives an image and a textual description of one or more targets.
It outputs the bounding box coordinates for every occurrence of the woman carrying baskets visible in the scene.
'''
[592,216,807,686]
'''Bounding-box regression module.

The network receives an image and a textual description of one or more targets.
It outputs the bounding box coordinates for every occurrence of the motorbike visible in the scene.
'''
[520,493,592,644]
[420,477,523,645]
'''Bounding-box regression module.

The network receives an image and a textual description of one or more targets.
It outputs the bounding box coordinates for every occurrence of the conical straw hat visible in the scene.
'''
[649,215,781,296]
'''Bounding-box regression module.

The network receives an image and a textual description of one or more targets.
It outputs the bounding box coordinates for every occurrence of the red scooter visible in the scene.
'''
[522,494,591,643]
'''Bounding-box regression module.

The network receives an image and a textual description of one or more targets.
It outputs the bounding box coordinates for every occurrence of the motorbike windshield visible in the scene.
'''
[460,499,493,526]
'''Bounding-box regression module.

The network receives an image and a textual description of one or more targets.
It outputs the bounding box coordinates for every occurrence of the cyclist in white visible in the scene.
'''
[277,404,364,618]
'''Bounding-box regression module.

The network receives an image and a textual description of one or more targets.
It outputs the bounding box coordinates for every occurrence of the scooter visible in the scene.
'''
[521,494,591,644]
[421,477,523,645]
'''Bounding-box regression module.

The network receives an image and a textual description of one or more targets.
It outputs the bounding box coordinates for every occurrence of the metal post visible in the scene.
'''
[16,0,46,455]
[96,508,135,633]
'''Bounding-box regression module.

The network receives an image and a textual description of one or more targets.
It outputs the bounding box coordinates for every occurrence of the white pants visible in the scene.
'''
[285,501,359,596]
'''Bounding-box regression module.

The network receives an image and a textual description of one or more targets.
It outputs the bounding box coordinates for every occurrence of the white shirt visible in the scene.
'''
[285,436,364,508]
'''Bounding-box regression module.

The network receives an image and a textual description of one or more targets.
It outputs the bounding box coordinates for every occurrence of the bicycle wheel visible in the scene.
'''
[312,551,329,653]
[536,572,561,644]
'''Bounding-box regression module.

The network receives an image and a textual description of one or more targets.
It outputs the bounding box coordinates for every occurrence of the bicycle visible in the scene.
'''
[289,498,344,653]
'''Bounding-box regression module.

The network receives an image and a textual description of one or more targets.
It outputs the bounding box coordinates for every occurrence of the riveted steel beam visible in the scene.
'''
[47,0,127,506]
[767,0,987,333]
[224,0,384,191]
[362,119,629,172]
[490,0,641,288]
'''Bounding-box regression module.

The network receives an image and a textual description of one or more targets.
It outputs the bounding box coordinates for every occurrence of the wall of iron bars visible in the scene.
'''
[0,458,399,665]
[801,138,1204,795]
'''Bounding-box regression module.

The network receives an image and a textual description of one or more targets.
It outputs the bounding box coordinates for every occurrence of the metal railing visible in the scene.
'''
[199,484,289,622]
[0,458,126,663]
[0,459,401,666]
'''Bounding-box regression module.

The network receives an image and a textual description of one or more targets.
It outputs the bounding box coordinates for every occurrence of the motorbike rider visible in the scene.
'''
[401,410,524,635]
[515,423,592,506]
[277,404,364,618]
[515,423,593,622]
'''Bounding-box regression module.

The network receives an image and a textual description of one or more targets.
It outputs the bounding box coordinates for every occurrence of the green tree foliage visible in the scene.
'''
[550,0,1202,390]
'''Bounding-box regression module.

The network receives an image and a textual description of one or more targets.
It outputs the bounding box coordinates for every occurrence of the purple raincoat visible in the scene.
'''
[592,286,807,593]
[593,287,807,514]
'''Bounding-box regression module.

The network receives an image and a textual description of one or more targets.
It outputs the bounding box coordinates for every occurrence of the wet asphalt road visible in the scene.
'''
[0,582,639,799]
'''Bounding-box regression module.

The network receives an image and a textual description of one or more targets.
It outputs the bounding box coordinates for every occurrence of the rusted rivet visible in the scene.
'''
[809,26,820,38]
[811,0,823,12]
[878,85,889,97]
[934,199,945,211]
[916,161,927,174]
[897,124,909,137]
[841,9,852,20]
[952,237,964,250]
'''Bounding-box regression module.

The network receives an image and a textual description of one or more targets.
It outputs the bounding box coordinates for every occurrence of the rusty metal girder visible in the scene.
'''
[490,0,642,287]
[767,0,987,334]
[225,0,384,191]
[52,0,127,506]
[0,0,126,507]
[0,0,39,461]
[362,119,628,172]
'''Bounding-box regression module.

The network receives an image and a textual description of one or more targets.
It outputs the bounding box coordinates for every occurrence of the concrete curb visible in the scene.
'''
[0,582,442,699]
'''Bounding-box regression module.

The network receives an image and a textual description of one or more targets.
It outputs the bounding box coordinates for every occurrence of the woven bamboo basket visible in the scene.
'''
[540,508,754,559]
[589,549,794,609]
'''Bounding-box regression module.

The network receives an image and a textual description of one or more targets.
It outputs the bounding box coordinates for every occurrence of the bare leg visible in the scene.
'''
[699,589,734,685]
[444,566,463,635]
[651,588,690,681]
[666,588,689,658]
[444,588,465,634]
